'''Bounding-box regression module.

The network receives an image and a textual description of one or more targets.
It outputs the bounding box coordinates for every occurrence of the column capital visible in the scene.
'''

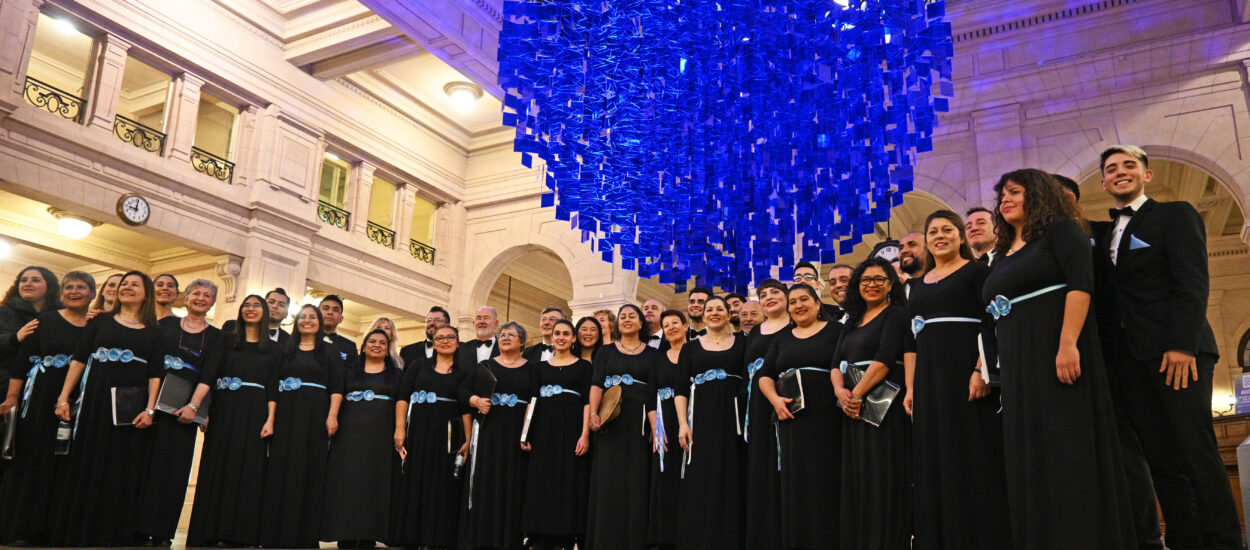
[165,72,205,162]
[83,32,133,131]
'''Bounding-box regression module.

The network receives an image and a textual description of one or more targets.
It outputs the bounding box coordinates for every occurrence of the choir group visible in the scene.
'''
[0,144,1240,550]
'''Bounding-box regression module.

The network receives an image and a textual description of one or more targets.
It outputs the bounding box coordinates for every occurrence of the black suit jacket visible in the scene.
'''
[522,342,554,365]
[400,340,434,366]
[1096,199,1218,361]
[325,333,359,365]
[1089,220,1121,367]
[457,338,500,369]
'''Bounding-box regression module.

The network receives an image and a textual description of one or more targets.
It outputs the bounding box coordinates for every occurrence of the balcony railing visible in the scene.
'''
[317,200,351,230]
[367,221,395,248]
[190,146,235,184]
[409,239,436,264]
[113,114,165,155]
[23,76,85,122]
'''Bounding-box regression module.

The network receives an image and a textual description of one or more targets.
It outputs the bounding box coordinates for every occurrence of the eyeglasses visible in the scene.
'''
[433,335,457,343]
[425,318,446,324]
[860,276,890,287]
[498,333,520,340]
[792,273,818,282]
[241,302,264,309]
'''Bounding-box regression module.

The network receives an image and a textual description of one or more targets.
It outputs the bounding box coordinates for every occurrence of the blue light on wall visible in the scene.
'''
[499,0,953,292]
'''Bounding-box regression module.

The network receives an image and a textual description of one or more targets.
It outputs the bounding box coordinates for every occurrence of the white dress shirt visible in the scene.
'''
[476,338,497,363]
[1110,194,1149,265]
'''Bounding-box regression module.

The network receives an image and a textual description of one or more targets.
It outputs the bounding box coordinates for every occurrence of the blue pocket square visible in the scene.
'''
[1128,235,1150,250]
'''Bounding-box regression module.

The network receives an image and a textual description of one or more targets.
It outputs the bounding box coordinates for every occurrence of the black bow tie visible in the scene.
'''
[474,339,494,348]
[648,333,662,341]
[1110,206,1135,218]
[691,328,707,337]
[539,343,553,352]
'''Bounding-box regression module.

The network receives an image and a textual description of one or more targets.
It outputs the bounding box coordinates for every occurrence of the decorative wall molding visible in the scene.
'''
[954,0,1148,43]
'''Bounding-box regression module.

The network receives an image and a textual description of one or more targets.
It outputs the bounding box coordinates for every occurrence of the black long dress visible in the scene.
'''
[835,305,911,550]
[0,311,84,543]
[390,359,468,548]
[982,217,1134,549]
[758,321,841,550]
[586,344,659,550]
[524,357,593,544]
[648,349,682,548]
[907,261,1010,549]
[50,315,162,546]
[743,325,786,550]
[676,336,747,550]
[259,347,344,548]
[136,316,222,541]
[186,336,282,546]
[459,358,537,549]
[323,365,402,543]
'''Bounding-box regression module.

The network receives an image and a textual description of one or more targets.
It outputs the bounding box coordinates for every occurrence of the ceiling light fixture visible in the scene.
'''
[443,81,483,111]
[53,17,78,34]
[0,238,10,259]
[48,207,101,239]
[324,151,341,162]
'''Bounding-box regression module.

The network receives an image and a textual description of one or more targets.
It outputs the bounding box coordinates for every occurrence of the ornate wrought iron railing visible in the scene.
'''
[23,76,85,122]
[317,200,350,229]
[190,146,235,184]
[113,114,165,154]
[409,239,436,264]
[367,221,395,248]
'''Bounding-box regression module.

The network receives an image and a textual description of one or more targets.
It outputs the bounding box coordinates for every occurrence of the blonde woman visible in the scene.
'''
[367,317,404,369]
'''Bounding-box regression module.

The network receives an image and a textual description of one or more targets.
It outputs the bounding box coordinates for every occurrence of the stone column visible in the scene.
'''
[350,160,376,235]
[395,183,418,255]
[230,105,261,187]
[0,0,44,117]
[971,104,1024,205]
[164,71,204,163]
[83,33,131,132]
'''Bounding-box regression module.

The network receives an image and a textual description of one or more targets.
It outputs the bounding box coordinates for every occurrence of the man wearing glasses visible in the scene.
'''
[401,306,451,365]
[793,261,841,320]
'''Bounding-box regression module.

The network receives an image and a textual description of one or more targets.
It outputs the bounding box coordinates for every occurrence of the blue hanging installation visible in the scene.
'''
[498,0,953,292]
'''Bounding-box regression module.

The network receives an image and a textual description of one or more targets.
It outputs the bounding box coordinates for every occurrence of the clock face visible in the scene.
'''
[871,241,901,262]
[117,194,150,226]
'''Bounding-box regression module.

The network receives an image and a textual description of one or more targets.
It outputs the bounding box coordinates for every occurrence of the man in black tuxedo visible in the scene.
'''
[1059,172,1165,549]
[686,287,711,340]
[400,306,450,366]
[1097,145,1239,550]
[319,295,358,364]
[523,306,566,364]
[458,306,501,367]
[223,288,292,343]
[964,206,997,266]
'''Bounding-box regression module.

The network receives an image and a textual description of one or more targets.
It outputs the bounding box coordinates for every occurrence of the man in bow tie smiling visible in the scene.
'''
[642,298,665,348]
[1096,145,1238,550]
[523,306,565,364]
[458,306,501,367]
[686,287,711,340]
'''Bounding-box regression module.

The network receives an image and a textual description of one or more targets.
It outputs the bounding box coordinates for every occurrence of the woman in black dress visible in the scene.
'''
[90,273,121,313]
[573,316,603,362]
[459,321,536,549]
[136,278,221,546]
[324,329,402,547]
[586,303,659,550]
[648,309,686,549]
[0,266,59,382]
[983,169,1134,549]
[391,325,470,549]
[675,296,747,549]
[0,271,91,544]
[903,210,1009,549]
[743,279,789,550]
[260,304,345,548]
[187,294,281,547]
[52,270,163,546]
[524,319,592,549]
[757,284,842,550]
[153,273,179,320]
[831,258,911,549]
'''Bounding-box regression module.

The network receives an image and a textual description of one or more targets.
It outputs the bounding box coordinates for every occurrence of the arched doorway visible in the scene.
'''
[478,247,574,346]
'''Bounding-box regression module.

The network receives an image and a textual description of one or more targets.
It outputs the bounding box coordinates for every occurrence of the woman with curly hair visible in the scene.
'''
[982,168,1134,549]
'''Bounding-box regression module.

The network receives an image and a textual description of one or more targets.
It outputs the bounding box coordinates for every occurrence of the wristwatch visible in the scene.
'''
[144,408,155,417]
[188,403,200,413]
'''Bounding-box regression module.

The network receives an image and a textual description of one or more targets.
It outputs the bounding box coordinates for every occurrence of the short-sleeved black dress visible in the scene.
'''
[259,347,345,548]
[187,336,282,547]
[51,315,163,547]
[390,358,468,548]
[982,217,1134,549]
[757,321,842,550]
[835,304,911,550]
[458,358,537,549]
[323,365,402,543]
[586,344,659,550]
[648,347,682,547]
[907,261,1010,549]
[137,316,222,542]
[743,325,787,550]
[676,336,747,550]
[0,310,85,543]
[523,357,593,541]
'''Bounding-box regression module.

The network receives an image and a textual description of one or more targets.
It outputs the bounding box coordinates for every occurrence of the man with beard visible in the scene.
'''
[965,206,998,265]
[898,231,926,283]
[319,294,358,364]
[725,292,746,330]
[686,287,711,339]
[400,306,450,365]
[523,306,566,363]
[642,298,666,348]
[457,306,501,367]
